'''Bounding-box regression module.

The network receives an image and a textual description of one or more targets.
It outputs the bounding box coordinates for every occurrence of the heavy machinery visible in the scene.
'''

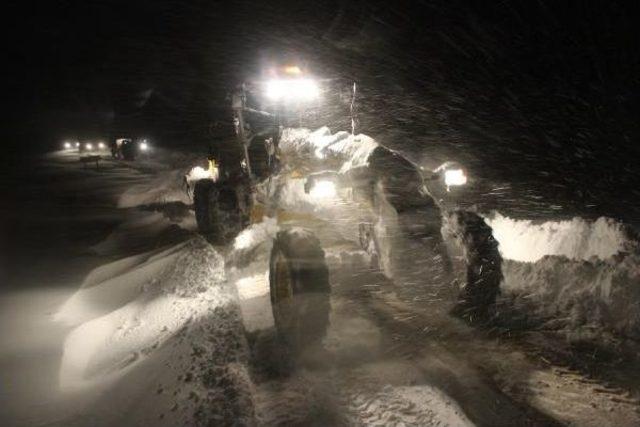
[111,138,150,160]
[191,65,501,356]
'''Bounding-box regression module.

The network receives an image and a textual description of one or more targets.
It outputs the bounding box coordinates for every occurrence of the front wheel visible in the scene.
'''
[193,179,247,244]
[269,228,331,354]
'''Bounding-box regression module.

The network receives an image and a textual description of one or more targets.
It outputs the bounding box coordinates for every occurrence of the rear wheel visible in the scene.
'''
[269,229,331,354]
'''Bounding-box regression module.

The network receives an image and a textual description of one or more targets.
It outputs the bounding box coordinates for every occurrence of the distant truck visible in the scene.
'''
[111,138,149,160]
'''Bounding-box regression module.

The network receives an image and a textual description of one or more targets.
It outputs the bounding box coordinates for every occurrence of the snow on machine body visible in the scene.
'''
[191,66,502,354]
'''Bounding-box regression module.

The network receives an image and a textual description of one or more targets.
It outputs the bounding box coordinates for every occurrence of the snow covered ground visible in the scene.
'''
[54,237,254,426]
[0,150,479,426]
[2,138,640,426]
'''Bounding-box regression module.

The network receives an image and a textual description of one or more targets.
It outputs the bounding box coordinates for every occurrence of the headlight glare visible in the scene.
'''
[309,180,337,199]
[444,169,467,187]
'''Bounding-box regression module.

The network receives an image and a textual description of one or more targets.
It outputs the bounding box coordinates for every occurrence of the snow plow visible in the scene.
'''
[190,66,502,353]
[111,138,150,160]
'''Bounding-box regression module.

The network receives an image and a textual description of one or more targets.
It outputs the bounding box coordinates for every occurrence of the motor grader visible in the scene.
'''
[190,66,502,355]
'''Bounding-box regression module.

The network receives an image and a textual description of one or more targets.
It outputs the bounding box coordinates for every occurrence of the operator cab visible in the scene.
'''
[229,64,322,181]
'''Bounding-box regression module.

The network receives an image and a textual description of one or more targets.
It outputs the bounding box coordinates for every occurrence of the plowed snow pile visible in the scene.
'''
[486,213,640,341]
[119,169,191,208]
[90,210,194,256]
[117,149,205,209]
[485,212,636,262]
[54,237,255,426]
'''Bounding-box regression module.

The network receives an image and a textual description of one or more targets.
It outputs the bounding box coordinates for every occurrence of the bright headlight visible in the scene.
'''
[140,142,148,151]
[63,142,71,149]
[98,142,105,149]
[309,180,337,199]
[444,169,467,187]
[266,78,319,101]
[75,142,80,148]
[85,143,93,150]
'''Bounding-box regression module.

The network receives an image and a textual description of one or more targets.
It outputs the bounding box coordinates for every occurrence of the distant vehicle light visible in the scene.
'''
[85,143,93,150]
[75,142,80,148]
[63,142,71,149]
[265,78,319,101]
[444,169,467,187]
[98,142,105,149]
[309,180,337,199]
[139,142,149,151]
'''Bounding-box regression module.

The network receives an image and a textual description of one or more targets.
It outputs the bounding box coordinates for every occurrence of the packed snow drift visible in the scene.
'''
[484,212,638,263]
[54,237,255,425]
[486,212,640,341]
[119,169,192,208]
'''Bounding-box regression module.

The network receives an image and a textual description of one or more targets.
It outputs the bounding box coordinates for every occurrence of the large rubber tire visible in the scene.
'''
[269,229,331,354]
[443,210,503,323]
[193,179,246,244]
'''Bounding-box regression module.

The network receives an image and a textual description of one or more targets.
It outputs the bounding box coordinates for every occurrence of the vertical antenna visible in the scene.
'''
[350,82,357,135]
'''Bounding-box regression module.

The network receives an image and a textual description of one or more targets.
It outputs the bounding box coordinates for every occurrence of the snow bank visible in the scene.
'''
[485,212,636,262]
[119,169,190,208]
[55,226,258,426]
[57,238,227,387]
[28,149,256,425]
[55,242,189,325]
[80,247,176,289]
[91,210,193,256]
[501,254,640,340]
[55,237,256,425]
[487,212,640,340]
[347,384,473,426]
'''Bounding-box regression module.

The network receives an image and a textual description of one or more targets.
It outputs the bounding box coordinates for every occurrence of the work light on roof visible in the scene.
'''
[265,78,319,101]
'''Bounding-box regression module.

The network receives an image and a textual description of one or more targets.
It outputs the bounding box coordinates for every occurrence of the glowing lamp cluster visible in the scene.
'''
[444,169,467,187]
[265,78,319,101]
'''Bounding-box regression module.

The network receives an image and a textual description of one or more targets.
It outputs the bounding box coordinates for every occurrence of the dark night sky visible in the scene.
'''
[5,0,640,218]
